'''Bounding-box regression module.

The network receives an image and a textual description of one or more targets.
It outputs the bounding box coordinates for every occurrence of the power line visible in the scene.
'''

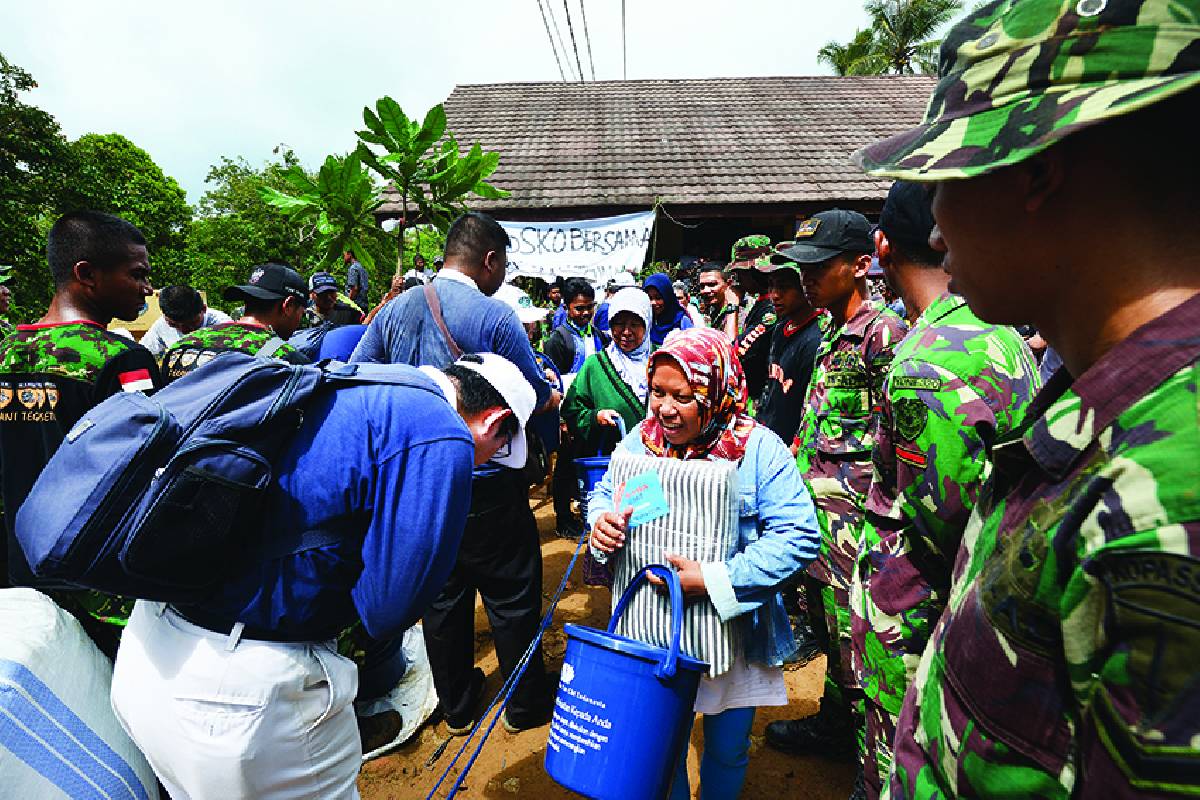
[534,0,568,81]
[578,0,596,81]
[561,0,586,82]
[545,0,579,80]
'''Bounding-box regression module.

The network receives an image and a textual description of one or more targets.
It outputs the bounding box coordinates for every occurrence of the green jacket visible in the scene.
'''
[561,349,645,455]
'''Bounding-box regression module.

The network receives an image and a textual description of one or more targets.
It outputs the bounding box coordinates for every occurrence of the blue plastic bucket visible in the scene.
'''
[544,564,708,800]
[575,417,626,502]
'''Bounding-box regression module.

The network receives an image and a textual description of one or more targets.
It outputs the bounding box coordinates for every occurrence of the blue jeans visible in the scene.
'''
[669,707,756,799]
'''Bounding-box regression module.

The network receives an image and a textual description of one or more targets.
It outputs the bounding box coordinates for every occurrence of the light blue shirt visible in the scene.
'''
[587,424,820,667]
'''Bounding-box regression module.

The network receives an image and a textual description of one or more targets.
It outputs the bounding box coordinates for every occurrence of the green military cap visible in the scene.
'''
[854,0,1200,181]
[729,234,774,271]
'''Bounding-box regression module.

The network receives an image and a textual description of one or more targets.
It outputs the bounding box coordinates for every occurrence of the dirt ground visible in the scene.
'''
[358,489,854,800]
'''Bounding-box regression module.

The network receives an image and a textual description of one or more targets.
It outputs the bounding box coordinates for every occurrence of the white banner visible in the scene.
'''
[499,210,656,284]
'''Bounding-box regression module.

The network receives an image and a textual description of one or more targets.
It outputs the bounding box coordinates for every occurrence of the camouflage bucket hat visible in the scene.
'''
[729,234,773,270]
[854,0,1200,181]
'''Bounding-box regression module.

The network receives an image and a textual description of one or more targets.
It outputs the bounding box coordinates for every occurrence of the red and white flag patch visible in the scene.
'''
[118,369,154,393]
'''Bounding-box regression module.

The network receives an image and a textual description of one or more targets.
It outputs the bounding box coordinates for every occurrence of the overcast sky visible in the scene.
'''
[4,1,872,202]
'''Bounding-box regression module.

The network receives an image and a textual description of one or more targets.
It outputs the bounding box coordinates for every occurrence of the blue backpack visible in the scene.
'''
[16,352,443,603]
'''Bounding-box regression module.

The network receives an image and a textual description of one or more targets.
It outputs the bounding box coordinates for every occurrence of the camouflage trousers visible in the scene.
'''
[863,700,899,800]
[816,580,856,693]
[806,578,866,760]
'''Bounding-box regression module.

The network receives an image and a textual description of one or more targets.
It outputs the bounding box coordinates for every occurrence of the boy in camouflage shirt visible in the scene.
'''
[766,210,908,771]
[855,0,1200,796]
[163,263,310,383]
[0,211,160,655]
[849,181,1040,798]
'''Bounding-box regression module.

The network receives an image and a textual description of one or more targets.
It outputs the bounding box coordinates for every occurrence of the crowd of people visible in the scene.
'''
[0,2,1198,798]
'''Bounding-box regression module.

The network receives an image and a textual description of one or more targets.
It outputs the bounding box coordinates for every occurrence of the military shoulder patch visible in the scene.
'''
[763,311,777,326]
[795,218,821,238]
[893,397,929,441]
[892,376,942,392]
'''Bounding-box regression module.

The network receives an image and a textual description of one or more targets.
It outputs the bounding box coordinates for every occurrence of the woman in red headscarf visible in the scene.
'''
[587,327,819,798]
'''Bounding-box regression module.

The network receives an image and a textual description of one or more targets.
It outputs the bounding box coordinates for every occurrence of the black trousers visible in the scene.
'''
[423,471,549,725]
[551,441,580,529]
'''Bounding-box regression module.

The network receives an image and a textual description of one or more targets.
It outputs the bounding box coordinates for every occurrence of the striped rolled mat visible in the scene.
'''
[606,452,740,677]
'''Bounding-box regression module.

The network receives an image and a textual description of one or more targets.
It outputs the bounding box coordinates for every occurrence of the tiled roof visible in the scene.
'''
[379,75,936,213]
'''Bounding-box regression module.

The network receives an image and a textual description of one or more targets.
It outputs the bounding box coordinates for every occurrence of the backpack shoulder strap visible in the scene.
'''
[423,282,464,360]
[321,361,445,393]
[256,336,287,359]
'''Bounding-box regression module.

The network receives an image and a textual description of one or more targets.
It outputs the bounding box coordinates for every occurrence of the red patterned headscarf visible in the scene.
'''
[641,327,757,462]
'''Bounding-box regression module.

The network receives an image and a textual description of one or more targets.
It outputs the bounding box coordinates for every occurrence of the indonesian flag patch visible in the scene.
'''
[119,368,154,393]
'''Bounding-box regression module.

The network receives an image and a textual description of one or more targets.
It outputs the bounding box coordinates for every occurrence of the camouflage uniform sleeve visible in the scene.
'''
[1074,527,1200,796]
[874,358,997,559]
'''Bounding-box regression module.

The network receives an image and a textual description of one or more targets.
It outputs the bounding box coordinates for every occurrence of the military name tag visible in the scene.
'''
[892,376,942,392]
[825,370,868,389]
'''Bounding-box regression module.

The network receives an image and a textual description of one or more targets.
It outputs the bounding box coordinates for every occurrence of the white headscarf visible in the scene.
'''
[605,287,653,402]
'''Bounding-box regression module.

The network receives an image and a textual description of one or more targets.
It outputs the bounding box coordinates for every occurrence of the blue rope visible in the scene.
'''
[426,527,591,799]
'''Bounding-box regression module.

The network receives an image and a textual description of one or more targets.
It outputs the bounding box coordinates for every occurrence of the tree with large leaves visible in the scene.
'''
[819,0,962,76]
[354,97,508,277]
[259,151,390,280]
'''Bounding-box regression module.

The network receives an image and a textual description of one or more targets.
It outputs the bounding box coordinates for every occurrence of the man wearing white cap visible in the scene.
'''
[111,354,536,799]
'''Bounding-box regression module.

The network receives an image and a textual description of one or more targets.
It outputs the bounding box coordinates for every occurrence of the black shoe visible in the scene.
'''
[785,619,823,666]
[357,709,404,754]
[556,521,585,540]
[502,671,559,733]
[442,667,487,736]
[764,710,855,759]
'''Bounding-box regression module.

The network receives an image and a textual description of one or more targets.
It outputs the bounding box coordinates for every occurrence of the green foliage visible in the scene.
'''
[355,97,508,277]
[401,224,446,272]
[58,132,194,288]
[819,0,963,76]
[189,149,320,309]
[0,52,70,323]
[260,151,386,270]
[818,29,890,76]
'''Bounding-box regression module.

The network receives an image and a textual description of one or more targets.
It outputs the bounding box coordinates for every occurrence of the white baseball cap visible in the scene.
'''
[454,352,537,469]
[494,282,549,325]
[609,271,637,289]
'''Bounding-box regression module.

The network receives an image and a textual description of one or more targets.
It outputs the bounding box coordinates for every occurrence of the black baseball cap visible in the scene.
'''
[771,209,874,266]
[309,271,339,294]
[878,181,936,252]
[223,263,310,305]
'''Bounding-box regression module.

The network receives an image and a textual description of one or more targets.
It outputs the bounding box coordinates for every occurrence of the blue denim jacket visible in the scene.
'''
[586,424,820,667]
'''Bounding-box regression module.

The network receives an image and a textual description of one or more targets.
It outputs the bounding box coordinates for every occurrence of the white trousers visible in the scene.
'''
[111,601,361,800]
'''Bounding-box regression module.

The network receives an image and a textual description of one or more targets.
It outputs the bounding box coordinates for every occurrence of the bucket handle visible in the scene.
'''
[597,416,628,457]
[607,563,685,681]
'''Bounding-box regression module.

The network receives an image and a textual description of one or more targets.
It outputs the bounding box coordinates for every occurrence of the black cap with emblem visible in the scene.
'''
[223,263,310,305]
[771,209,874,266]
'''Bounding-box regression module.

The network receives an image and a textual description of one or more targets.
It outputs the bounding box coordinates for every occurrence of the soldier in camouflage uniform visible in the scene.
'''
[765,210,907,775]
[854,1,1200,796]
[0,212,161,656]
[729,235,778,400]
[849,181,1040,799]
[163,262,310,383]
